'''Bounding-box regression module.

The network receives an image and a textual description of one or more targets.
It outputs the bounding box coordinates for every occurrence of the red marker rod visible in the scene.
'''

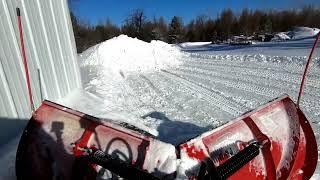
[16,8,35,112]
[297,32,320,107]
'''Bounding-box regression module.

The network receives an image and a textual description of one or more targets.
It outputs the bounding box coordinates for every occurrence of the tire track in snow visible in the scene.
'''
[163,69,252,112]
[141,73,224,125]
[128,74,182,113]
[172,67,320,114]
[170,67,320,115]
[183,60,320,90]
[161,69,246,117]
[155,72,233,122]
[125,75,158,113]
[163,68,268,108]
[178,67,318,107]
[183,55,320,79]
[178,65,320,99]
[117,77,154,115]
[171,68,279,98]
[169,69,267,109]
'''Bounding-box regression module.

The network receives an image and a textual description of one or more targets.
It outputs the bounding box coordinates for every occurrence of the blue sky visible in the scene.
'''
[70,0,320,26]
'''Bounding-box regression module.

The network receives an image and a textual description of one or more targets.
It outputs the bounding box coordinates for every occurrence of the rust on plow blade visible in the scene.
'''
[16,95,317,179]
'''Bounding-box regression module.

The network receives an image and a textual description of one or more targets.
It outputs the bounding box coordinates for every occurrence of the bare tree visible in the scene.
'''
[152,16,168,41]
[122,9,147,39]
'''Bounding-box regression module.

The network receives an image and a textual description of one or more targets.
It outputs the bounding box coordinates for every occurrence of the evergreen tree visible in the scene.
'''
[168,16,184,43]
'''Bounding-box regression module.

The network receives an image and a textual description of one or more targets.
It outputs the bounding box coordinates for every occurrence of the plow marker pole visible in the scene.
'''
[297,32,320,107]
[17,8,35,112]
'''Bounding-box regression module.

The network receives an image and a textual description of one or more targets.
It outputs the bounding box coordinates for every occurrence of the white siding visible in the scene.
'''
[0,0,81,119]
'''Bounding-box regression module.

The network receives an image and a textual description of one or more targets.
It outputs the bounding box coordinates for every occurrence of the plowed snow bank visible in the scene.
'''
[289,27,320,39]
[79,35,182,78]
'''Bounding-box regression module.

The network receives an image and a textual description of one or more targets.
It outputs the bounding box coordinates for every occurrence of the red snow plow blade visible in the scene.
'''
[16,95,317,179]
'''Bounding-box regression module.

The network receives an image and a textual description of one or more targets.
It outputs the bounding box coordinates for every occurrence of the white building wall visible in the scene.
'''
[0,0,81,119]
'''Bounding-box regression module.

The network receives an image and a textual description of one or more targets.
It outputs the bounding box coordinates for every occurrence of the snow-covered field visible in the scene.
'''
[1,31,320,179]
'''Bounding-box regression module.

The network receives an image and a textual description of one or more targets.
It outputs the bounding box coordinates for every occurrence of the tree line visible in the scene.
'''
[70,6,320,52]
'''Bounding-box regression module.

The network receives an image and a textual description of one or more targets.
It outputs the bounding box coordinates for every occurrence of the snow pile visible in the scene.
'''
[270,27,319,41]
[75,35,184,136]
[179,42,212,48]
[79,35,182,78]
[272,32,291,41]
[288,27,320,39]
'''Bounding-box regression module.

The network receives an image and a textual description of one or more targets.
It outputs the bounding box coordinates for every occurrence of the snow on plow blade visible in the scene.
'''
[179,95,318,179]
[16,95,317,179]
